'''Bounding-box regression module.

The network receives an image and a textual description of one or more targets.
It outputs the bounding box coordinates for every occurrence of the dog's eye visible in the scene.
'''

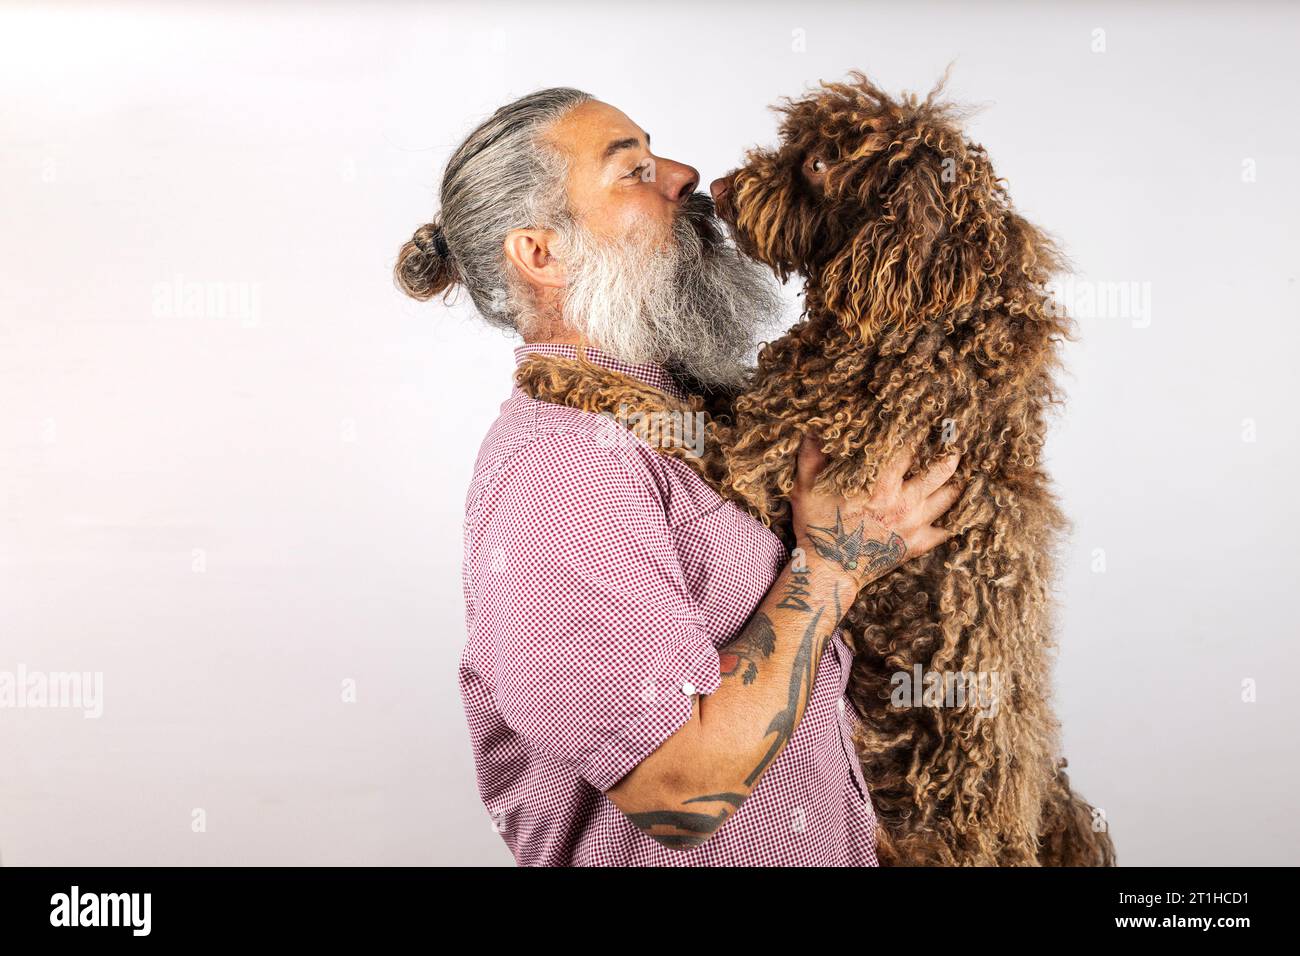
[803,155,829,183]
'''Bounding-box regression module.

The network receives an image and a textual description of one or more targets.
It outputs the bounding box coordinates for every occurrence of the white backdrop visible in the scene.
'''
[2,0,1297,866]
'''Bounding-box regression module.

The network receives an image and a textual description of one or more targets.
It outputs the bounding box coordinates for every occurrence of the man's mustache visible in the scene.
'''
[676,191,724,249]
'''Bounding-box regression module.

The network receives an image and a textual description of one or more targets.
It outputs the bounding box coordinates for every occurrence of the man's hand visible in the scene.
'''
[790,437,961,590]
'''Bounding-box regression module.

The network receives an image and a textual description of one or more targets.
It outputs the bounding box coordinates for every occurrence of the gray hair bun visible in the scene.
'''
[395,221,457,301]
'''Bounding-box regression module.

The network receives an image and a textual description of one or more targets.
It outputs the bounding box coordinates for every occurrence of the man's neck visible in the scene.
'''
[522,330,584,346]
[520,310,584,347]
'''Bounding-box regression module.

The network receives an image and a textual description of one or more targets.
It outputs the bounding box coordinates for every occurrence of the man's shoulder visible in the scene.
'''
[467,392,672,522]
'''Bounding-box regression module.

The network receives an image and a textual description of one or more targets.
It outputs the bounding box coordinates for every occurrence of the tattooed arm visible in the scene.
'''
[606,439,961,850]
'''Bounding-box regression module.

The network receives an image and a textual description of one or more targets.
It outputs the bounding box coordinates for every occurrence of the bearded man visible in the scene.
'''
[396,88,960,866]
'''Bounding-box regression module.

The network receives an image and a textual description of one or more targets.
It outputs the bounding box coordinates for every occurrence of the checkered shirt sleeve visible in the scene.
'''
[468,428,722,792]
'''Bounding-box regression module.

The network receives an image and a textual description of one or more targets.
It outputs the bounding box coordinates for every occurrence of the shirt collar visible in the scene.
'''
[513,343,689,402]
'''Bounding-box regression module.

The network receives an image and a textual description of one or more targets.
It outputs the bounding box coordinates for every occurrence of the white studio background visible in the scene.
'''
[1,1,1296,866]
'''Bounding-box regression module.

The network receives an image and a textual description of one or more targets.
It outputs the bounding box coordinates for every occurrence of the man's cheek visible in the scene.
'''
[612,197,671,239]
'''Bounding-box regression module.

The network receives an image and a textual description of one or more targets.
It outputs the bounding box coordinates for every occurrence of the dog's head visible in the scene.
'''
[714,72,1054,342]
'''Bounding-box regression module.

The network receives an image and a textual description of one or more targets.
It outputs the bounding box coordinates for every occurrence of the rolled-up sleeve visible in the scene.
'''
[471,430,722,792]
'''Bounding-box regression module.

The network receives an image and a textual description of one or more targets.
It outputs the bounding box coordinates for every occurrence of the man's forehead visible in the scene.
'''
[550,100,648,163]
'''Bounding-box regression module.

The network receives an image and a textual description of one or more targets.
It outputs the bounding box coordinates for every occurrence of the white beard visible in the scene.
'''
[551,200,782,390]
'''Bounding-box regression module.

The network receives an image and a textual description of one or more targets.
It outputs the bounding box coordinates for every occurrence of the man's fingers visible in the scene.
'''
[876,445,917,493]
[918,480,961,527]
[908,524,955,557]
[904,452,960,502]
[795,435,828,491]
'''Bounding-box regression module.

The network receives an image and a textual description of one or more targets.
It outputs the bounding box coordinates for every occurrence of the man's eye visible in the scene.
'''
[625,163,645,179]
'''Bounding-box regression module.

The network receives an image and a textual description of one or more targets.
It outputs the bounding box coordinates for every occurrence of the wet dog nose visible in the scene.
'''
[710,175,731,205]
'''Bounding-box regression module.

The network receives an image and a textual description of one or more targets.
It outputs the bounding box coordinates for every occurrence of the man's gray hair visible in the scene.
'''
[394,87,592,331]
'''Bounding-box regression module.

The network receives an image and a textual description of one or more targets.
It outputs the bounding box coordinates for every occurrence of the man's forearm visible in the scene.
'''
[605,441,953,851]
[607,551,857,848]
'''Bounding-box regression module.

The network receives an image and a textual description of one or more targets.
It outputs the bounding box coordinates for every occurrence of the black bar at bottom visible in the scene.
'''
[0,866,1281,941]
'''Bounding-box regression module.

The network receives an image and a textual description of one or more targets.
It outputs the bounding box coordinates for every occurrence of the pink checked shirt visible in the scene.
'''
[458,343,879,866]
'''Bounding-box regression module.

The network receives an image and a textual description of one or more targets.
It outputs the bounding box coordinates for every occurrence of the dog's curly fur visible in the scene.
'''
[516,73,1114,866]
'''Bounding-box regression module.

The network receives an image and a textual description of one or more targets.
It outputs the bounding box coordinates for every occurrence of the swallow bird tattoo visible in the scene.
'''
[805,508,906,576]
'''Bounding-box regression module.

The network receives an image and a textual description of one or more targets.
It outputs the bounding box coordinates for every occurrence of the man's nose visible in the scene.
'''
[664,160,700,202]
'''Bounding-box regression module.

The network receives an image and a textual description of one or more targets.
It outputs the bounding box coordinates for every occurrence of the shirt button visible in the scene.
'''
[681,681,696,696]
[837,699,846,715]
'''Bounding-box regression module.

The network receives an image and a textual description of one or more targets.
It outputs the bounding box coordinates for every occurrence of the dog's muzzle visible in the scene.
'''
[710,173,737,224]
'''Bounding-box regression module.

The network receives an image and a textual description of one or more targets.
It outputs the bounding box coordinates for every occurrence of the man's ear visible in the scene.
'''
[503,228,566,290]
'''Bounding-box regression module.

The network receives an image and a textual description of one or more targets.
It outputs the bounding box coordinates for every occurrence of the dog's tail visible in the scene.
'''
[1037,758,1117,866]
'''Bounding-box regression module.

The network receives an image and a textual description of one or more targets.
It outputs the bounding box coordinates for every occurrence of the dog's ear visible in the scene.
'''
[821,124,986,342]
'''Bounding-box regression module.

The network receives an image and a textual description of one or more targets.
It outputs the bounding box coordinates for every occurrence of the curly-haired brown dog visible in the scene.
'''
[517,73,1115,866]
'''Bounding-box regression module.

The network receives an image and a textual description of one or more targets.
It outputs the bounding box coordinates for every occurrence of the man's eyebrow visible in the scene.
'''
[602,133,650,161]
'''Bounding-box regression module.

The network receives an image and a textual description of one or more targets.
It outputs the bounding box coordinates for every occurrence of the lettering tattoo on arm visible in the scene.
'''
[776,570,814,612]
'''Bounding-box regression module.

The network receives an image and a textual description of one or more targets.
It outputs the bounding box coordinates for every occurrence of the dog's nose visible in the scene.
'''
[710,175,731,205]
